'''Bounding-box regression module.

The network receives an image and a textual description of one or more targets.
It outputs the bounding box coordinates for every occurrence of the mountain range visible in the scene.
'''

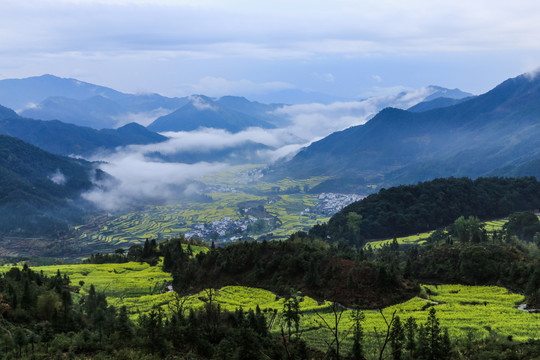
[0,74,188,129]
[273,73,540,188]
[147,95,285,133]
[0,104,167,157]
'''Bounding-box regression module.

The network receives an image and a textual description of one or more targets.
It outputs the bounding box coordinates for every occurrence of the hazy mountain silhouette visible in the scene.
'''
[147,95,278,133]
[273,72,540,187]
[0,104,167,157]
[0,74,188,128]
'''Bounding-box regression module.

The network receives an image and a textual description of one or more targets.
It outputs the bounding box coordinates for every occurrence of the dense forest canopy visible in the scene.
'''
[317,177,540,246]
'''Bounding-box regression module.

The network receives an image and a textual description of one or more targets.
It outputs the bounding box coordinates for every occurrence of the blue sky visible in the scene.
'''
[1,0,539,99]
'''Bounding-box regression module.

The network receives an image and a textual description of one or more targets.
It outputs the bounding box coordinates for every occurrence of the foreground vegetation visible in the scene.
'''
[1,261,539,359]
[1,176,539,358]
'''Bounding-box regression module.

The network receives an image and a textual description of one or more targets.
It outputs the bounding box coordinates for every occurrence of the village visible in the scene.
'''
[187,192,366,241]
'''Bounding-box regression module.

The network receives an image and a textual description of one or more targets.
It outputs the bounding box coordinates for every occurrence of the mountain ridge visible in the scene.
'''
[272,73,540,186]
[0,134,102,236]
[0,104,167,157]
[147,95,279,133]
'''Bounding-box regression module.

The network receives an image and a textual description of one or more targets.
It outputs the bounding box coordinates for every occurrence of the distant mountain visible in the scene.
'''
[273,72,540,187]
[485,157,540,179]
[147,95,278,133]
[0,74,188,128]
[407,96,473,112]
[21,95,125,129]
[0,135,102,236]
[215,96,288,127]
[0,74,123,110]
[0,104,167,157]
[422,85,472,101]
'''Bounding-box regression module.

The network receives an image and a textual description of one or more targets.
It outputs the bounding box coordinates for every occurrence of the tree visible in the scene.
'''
[315,302,352,360]
[282,297,301,341]
[504,211,540,241]
[404,316,417,355]
[426,307,442,358]
[373,309,396,360]
[36,291,61,322]
[13,327,27,358]
[350,308,365,360]
[0,294,10,319]
[452,216,484,242]
[389,315,405,360]
[116,305,134,340]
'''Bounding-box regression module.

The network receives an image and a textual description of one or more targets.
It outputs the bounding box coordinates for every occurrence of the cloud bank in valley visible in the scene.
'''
[82,86,436,210]
[82,151,228,211]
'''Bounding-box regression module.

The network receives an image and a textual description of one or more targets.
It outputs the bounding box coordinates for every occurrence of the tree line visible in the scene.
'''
[316,177,540,247]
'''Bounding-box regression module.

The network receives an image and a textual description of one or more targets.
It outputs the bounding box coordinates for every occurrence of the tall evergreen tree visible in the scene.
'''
[390,315,405,360]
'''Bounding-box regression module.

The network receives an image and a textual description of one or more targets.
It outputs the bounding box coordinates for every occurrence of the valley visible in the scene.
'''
[73,167,352,250]
[1,71,540,359]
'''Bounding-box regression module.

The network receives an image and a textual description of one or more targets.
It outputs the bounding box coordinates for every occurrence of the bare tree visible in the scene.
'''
[373,309,397,360]
[167,291,189,318]
[315,302,354,360]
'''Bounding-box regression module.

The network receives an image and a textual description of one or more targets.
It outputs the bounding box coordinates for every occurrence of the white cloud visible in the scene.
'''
[190,95,217,111]
[80,84,441,210]
[372,75,383,83]
[49,169,67,185]
[273,86,434,141]
[314,72,335,82]
[83,151,228,210]
[4,0,539,63]
[524,67,540,81]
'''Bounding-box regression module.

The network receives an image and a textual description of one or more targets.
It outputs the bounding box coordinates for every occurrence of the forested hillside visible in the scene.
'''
[0,135,102,235]
[314,177,540,246]
[274,73,540,186]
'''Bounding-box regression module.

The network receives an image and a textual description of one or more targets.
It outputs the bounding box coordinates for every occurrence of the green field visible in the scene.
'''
[366,231,434,248]
[5,261,537,354]
[366,218,511,249]
[74,166,331,248]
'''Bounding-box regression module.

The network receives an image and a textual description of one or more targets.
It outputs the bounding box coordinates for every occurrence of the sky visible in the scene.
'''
[1,0,540,100]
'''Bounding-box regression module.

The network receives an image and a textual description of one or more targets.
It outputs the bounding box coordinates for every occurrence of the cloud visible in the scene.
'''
[524,67,540,81]
[190,95,217,111]
[4,0,540,59]
[256,143,307,163]
[145,128,278,153]
[272,86,433,141]
[81,84,446,211]
[1,0,537,98]
[372,75,383,83]
[49,169,67,185]
[81,126,294,210]
[82,151,228,211]
[314,72,335,83]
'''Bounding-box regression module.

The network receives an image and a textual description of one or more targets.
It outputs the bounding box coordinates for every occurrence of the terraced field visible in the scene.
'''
[4,262,537,354]
[366,218,510,249]
[75,166,331,248]
[366,232,434,248]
